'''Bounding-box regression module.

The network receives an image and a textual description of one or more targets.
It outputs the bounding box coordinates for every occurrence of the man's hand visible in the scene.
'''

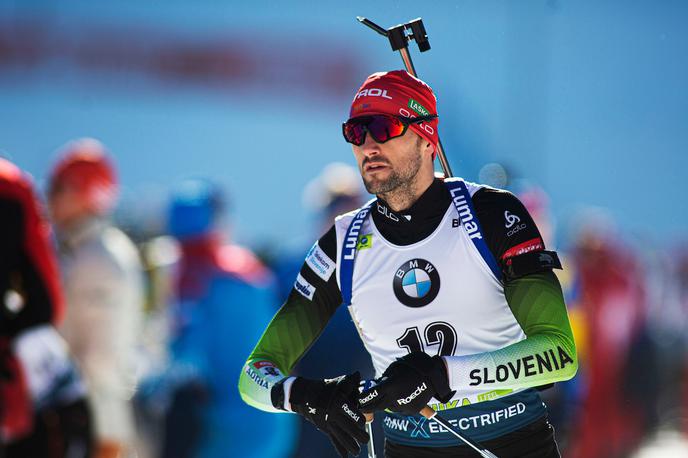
[279,372,369,457]
[358,352,455,415]
[95,440,124,458]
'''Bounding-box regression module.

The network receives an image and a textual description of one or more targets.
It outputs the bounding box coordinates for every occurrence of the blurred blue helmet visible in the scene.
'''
[168,179,226,240]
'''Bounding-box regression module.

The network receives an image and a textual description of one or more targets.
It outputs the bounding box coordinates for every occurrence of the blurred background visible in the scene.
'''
[1,0,687,457]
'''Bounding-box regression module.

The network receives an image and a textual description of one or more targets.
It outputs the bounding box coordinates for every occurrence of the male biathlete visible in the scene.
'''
[239,70,577,457]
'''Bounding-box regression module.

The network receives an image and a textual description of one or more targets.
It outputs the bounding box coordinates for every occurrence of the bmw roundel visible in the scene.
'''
[393,259,440,308]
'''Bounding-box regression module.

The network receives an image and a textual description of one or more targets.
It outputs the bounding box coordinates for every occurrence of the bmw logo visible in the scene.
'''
[393,259,440,308]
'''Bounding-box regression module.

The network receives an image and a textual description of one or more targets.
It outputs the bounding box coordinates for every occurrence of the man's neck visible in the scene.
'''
[377,172,435,212]
[56,213,96,237]
[56,213,104,248]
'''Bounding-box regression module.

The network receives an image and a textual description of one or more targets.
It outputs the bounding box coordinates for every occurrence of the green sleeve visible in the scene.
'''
[444,271,578,391]
[238,230,343,412]
[238,290,339,412]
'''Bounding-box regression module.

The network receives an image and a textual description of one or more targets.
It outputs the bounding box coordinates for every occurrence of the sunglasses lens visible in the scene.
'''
[343,122,367,145]
[343,115,406,145]
[367,116,405,143]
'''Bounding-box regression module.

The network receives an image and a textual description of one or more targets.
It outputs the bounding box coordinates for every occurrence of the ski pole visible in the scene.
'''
[365,406,498,458]
[356,16,454,179]
[364,414,376,458]
[361,380,498,458]
[419,406,499,458]
[361,380,377,458]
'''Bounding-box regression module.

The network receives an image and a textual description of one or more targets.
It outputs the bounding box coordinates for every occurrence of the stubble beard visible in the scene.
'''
[362,139,424,205]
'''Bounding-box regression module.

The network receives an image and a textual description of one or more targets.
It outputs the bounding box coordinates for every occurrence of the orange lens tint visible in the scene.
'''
[342,115,407,146]
[343,120,367,145]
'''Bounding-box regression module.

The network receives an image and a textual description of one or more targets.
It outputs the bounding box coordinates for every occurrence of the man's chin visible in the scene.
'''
[363,178,395,195]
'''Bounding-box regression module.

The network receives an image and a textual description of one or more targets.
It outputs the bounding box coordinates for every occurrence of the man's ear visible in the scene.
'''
[424,141,434,157]
[415,133,434,158]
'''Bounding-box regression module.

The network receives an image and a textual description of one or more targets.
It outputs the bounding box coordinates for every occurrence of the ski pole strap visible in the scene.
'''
[444,179,502,281]
[339,201,374,305]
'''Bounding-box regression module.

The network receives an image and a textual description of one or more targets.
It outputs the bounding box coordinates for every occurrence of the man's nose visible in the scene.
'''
[361,132,381,157]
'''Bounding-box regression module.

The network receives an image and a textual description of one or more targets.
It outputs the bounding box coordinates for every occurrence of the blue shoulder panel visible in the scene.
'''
[339,201,374,305]
[444,179,502,281]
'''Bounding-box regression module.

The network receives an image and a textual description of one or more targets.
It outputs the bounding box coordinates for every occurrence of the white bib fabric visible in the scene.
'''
[334,179,527,404]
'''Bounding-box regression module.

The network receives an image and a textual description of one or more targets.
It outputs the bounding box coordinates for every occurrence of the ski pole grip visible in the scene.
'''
[364,412,374,423]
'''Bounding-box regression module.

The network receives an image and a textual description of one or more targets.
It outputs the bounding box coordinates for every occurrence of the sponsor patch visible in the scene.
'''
[397,382,428,405]
[253,360,276,369]
[504,210,521,228]
[507,223,527,237]
[377,201,401,222]
[384,416,411,432]
[448,187,482,240]
[252,360,282,378]
[357,233,373,250]
[408,98,430,116]
[305,242,335,281]
[477,389,513,403]
[393,259,441,308]
[294,273,316,300]
[410,417,430,438]
[342,403,360,422]
[245,366,269,389]
[356,88,393,100]
[501,238,544,260]
[468,346,574,386]
[359,390,379,404]
[538,252,557,267]
[430,402,527,432]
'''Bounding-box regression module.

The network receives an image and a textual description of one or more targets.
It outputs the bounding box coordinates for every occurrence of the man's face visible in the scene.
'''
[48,183,89,229]
[352,128,429,195]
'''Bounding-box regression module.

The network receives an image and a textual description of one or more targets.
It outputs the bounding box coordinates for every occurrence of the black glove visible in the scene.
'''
[272,372,369,457]
[358,352,455,415]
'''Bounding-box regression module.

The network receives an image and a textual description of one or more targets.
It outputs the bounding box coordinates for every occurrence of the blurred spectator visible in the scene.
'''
[270,163,377,457]
[517,184,678,458]
[0,158,92,457]
[516,184,581,449]
[150,179,297,458]
[48,139,144,458]
[678,248,688,435]
[274,162,365,300]
[301,163,365,234]
[631,429,688,457]
[131,235,180,458]
[564,211,655,458]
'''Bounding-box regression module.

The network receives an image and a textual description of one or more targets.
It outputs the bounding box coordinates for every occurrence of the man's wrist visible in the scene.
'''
[282,376,297,411]
[270,376,297,411]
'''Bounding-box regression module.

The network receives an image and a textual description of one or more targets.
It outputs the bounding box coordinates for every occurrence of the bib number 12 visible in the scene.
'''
[396,321,457,356]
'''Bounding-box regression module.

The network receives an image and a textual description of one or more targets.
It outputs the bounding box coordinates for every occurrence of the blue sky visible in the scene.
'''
[1,0,686,247]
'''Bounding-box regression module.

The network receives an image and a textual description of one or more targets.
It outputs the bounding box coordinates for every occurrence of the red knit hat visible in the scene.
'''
[348,70,439,153]
[48,138,118,214]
